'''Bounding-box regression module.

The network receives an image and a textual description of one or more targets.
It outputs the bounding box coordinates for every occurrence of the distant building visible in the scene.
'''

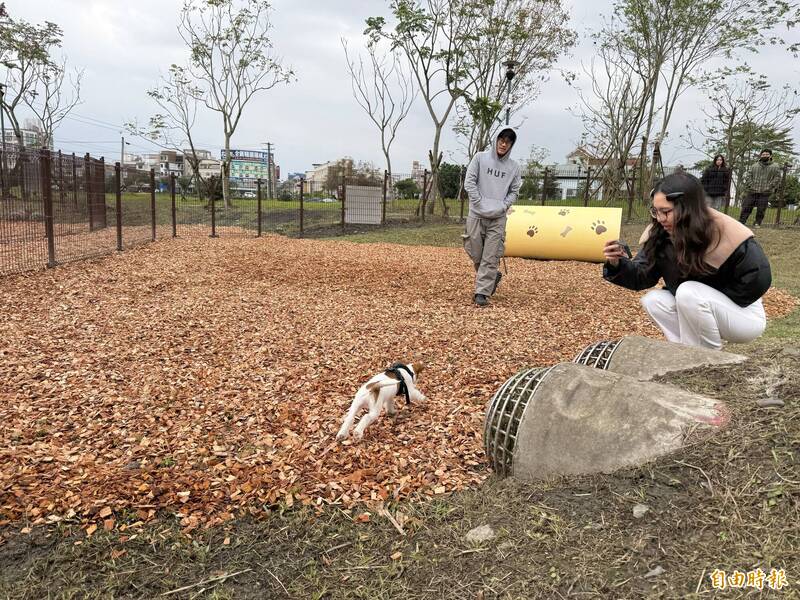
[159,151,184,177]
[196,158,222,181]
[3,124,47,149]
[183,148,212,161]
[141,153,161,170]
[221,149,277,195]
[535,147,646,201]
[411,160,426,189]
[303,157,354,194]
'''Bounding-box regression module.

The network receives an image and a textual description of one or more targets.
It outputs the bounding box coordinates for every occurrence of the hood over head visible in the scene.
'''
[495,128,517,160]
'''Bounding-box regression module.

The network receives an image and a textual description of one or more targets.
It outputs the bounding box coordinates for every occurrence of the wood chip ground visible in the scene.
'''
[1,236,796,533]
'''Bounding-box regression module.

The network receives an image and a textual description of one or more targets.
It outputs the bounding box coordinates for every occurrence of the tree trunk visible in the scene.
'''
[222,135,232,208]
[427,125,448,216]
[384,151,394,202]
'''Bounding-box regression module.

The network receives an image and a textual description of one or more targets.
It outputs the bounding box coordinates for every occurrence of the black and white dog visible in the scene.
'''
[336,362,426,441]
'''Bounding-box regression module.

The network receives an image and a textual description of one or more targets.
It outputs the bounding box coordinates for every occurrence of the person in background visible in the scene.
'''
[462,128,522,307]
[603,172,771,350]
[740,149,781,228]
[700,154,732,211]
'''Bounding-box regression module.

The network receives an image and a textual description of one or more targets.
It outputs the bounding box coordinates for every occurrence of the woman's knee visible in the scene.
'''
[640,289,674,314]
[675,281,708,309]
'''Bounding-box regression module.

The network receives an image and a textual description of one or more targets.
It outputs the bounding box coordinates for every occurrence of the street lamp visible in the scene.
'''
[503,59,519,126]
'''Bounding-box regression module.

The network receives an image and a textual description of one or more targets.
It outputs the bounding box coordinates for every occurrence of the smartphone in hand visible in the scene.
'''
[617,240,633,259]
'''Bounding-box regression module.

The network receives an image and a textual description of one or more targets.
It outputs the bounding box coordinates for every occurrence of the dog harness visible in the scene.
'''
[384,363,415,405]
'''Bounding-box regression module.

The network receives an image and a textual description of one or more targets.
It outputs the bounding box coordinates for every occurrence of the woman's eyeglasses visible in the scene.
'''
[648,189,683,220]
[649,206,674,219]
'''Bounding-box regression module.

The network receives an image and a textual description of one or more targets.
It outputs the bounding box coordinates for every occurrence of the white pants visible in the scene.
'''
[640,282,766,350]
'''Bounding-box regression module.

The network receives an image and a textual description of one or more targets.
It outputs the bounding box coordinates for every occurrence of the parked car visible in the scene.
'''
[243,192,256,198]
[321,197,337,203]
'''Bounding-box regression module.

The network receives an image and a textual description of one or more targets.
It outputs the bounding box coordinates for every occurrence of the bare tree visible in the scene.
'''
[686,66,799,200]
[127,64,210,198]
[366,0,475,216]
[575,41,651,202]
[0,13,62,147]
[178,0,294,207]
[601,0,793,196]
[342,38,416,190]
[23,56,83,148]
[453,0,576,159]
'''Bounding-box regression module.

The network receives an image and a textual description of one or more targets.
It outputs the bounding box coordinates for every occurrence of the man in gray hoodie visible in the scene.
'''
[462,128,522,307]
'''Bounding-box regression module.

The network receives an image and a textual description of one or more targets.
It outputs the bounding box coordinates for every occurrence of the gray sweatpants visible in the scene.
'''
[462,215,506,296]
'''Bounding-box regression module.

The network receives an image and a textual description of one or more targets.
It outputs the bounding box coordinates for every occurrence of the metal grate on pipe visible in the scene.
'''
[573,339,622,370]
[484,366,554,476]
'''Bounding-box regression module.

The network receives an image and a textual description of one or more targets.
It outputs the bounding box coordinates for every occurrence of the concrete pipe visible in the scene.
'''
[573,336,746,381]
[484,362,728,479]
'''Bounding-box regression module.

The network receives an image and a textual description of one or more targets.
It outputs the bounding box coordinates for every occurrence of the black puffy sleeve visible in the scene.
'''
[603,247,661,291]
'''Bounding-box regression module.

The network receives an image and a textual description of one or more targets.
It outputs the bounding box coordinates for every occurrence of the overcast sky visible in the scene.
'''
[9,0,800,175]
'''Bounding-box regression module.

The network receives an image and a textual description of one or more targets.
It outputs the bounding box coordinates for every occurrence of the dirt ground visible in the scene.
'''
[1,235,798,599]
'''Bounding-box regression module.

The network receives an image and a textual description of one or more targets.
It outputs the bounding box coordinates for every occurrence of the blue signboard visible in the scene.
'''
[221,149,269,162]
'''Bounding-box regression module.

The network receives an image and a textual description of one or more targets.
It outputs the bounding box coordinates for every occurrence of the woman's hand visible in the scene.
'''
[603,240,627,267]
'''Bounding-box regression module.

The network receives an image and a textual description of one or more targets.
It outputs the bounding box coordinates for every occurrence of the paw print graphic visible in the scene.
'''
[527,225,539,238]
[591,220,607,235]
[558,208,571,216]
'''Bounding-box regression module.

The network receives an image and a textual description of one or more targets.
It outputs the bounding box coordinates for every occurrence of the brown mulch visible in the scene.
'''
[0,236,796,535]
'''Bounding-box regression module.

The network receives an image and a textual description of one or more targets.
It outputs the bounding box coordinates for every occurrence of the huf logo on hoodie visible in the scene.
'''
[486,167,507,178]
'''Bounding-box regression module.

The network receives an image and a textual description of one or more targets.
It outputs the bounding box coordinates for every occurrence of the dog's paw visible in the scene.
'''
[419,394,428,402]
[336,430,349,442]
[352,429,364,441]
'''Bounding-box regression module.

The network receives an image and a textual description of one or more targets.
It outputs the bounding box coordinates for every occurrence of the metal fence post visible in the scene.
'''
[98,156,108,229]
[626,168,637,223]
[40,149,56,268]
[150,168,156,241]
[775,163,788,227]
[382,170,388,225]
[541,167,549,205]
[257,178,262,237]
[210,182,218,238]
[19,147,28,202]
[421,170,428,222]
[299,178,305,237]
[170,173,177,237]
[583,167,591,207]
[71,153,78,210]
[84,153,94,232]
[341,174,346,233]
[115,162,123,251]
[57,150,65,207]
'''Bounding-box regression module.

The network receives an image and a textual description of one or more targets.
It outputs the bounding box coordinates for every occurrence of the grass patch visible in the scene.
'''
[336,221,465,246]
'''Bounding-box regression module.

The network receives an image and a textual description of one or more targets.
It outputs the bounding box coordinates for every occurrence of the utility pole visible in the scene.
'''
[263,142,274,199]
[120,136,130,184]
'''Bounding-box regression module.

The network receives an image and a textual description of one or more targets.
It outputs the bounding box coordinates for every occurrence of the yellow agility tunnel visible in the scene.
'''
[504,206,623,263]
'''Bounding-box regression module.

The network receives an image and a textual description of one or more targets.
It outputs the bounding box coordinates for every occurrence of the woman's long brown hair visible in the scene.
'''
[642,172,717,277]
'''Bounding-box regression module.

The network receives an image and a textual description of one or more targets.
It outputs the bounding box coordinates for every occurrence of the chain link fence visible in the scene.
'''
[2,149,798,277]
